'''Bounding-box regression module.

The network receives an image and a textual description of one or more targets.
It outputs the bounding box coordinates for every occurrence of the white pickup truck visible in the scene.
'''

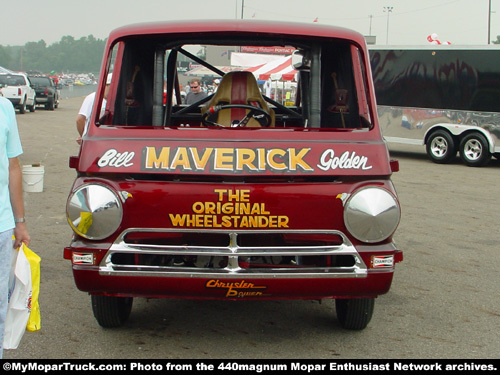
[0,73,36,113]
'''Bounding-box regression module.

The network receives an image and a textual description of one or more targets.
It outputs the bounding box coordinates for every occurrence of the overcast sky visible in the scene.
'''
[1,0,498,46]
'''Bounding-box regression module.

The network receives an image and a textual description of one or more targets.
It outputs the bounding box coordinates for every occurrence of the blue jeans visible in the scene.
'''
[0,229,14,359]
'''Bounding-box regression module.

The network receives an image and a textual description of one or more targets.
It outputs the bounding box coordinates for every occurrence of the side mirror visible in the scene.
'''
[292,50,311,70]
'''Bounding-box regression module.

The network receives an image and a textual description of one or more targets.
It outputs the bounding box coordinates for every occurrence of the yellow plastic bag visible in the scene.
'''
[22,243,41,332]
[4,247,31,349]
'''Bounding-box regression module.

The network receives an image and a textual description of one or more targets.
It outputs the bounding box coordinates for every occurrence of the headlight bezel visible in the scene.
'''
[343,186,400,244]
[66,183,123,240]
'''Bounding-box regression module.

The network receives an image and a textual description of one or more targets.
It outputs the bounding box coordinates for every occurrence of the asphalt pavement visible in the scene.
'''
[4,96,499,359]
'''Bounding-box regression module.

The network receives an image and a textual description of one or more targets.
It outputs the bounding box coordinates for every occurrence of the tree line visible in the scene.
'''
[0,35,106,74]
[1,33,500,75]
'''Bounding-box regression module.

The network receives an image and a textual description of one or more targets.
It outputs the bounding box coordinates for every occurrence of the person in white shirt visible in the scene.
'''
[75,74,111,144]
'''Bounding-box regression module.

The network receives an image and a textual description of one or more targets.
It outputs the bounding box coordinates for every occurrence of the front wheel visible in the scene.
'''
[91,295,133,328]
[426,130,456,164]
[335,298,374,330]
[459,133,491,167]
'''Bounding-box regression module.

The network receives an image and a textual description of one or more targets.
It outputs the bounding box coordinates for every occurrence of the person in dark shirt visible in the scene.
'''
[184,78,207,105]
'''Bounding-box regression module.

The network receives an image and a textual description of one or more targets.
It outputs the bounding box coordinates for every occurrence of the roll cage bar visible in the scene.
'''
[158,43,309,128]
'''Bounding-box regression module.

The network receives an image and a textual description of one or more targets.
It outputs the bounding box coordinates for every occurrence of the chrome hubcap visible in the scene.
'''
[430,136,448,157]
[463,139,483,161]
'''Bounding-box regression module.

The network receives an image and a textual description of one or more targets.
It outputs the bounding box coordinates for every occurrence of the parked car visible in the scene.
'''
[28,75,60,110]
[0,73,36,113]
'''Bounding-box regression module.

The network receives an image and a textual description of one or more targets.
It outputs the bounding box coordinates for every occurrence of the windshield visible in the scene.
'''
[98,36,374,131]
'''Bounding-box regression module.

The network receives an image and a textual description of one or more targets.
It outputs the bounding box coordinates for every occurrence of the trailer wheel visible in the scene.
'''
[426,130,456,164]
[335,298,374,330]
[459,133,491,167]
[91,295,133,328]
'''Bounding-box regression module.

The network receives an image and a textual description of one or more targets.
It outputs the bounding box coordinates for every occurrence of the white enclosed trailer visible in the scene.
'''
[370,45,500,167]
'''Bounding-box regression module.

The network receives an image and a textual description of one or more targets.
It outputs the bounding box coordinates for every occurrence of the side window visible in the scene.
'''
[351,45,372,125]
[321,44,358,128]
[98,42,120,125]
[106,40,154,127]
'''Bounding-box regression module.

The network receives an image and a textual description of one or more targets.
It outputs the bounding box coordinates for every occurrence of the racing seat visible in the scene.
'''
[202,71,274,127]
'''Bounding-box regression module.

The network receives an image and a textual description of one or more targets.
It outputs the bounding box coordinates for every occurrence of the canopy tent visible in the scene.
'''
[185,55,298,82]
[245,56,298,81]
[231,52,284,67]
[186,65,241,77]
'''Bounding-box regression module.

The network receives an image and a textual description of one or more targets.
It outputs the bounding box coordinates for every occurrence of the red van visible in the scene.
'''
[64,20,402,330]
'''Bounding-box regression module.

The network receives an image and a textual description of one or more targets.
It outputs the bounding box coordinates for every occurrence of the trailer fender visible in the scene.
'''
[424,123,496,153]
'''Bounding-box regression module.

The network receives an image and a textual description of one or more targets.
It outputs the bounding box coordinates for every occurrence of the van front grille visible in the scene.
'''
[101,228,367,279]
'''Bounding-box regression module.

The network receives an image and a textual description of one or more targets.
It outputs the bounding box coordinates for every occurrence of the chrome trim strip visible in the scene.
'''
[99,266,366,279]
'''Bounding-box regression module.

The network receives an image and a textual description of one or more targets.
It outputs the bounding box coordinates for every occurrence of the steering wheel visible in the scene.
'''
[202,104,272,127]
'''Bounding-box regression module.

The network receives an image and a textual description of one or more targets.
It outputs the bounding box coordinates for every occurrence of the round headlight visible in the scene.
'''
[66,184,123,240]
[344,187,400,243]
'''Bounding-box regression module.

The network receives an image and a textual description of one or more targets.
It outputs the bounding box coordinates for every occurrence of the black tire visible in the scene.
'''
[91,295,133,328]
[459,133,491,167]
[335,298,374,330]
[46,98,55,110]
[426,130,456,164]
[28,101,36,112]
[18,99,26,114]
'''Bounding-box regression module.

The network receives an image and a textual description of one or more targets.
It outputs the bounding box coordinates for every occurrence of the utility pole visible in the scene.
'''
[488,0,491,44]
[384,6,393,45]
[241,0,245,19]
